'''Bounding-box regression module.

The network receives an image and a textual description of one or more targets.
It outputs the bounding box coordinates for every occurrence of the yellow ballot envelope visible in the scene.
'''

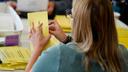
[117,28,128,48]
[28,11,49,36]
[0,46,31,70]
[28,11,59,51]
[55,15,72,32]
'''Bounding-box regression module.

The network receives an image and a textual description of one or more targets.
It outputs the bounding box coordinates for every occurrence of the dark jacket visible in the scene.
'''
[50,0,72,14]
[49,0,72,19]
[119,0,128,25]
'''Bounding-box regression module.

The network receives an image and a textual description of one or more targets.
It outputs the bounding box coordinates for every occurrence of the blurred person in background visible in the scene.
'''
[48,0,72,19]
[112,0,121,13]
[112,0,128,25]
[0,0,4,1]
[4,0,73,19]
[0,0,16,9]
[119,0,128,25]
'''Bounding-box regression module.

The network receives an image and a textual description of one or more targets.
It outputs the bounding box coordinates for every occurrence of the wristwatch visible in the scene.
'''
[63,35,72,44]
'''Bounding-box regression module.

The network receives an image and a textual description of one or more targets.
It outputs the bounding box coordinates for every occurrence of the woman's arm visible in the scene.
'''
[31,45,60,72]
[25,23,51,72]
[25,49,42,72]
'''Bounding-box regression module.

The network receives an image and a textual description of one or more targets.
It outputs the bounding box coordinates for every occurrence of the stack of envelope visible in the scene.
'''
[117,28,128,48]
[115,19,128,48]
[55,15,72,32]
[0,46,31,70]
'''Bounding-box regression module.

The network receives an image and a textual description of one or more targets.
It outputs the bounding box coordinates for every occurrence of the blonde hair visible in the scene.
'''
[72,0,121,72]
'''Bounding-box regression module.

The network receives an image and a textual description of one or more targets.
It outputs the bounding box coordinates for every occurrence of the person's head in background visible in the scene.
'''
[72,0,122,72]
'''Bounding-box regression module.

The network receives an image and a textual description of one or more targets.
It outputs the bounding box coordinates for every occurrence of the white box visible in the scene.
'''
[0,3,23,36]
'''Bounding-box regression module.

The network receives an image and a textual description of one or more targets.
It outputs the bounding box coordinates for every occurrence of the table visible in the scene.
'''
[0,19,29,72]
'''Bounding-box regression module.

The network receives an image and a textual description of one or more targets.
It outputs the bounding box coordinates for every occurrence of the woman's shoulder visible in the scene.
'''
[118,44,128,59]
[32,43,76,72]
[60,42,82,52]
[56,42,83,59]
[42,42,80,58]
[57,42,85,72]
[43,42,85,72]
[44,42,78,53]
[47,42,81,54]
[118,45,128,70]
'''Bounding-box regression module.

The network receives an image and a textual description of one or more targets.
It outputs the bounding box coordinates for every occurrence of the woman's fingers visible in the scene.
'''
[31,22,36,34]
[54,20,60,25]
[49,22,57,35]
[30,21,56,38]
[48,20,55,25]
[37,22,43,33]
[29,22,36,38]
[49,23,55,31]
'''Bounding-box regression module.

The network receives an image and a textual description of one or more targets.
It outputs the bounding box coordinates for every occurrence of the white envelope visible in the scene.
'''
[17,0,48,12]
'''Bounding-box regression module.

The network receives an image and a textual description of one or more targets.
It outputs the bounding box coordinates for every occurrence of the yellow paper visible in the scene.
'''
[63,29,71,33]
[0,46,31,63]
[55,15,72,32]
[117,28,128,48]
[28,12,59,51]
[0,64,14,70]
[0,46,31,70]
[28,11,49,36]
[0,63,26,70]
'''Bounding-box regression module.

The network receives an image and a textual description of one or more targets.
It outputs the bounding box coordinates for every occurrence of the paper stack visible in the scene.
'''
[117,28,128,48]
[0,46,31,70]
[55,15,72,32]
[115,19,128,48]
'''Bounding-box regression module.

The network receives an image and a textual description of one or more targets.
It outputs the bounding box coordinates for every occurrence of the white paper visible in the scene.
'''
[115,19,128,29]
[17,0,48,12]
[0,37,5,44]
[0,13,14,31]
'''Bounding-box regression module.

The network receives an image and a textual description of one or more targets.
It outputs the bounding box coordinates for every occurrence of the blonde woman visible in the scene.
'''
[25,0,128,72]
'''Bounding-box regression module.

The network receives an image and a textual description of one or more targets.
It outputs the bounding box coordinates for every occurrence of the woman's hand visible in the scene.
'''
[26,23,51,72]
[29,22,51,52]
[49,20,67,43]
[7,1,17,9]
[48,1,55,16]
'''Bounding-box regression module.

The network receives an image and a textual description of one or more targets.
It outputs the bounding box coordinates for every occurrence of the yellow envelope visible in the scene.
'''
[0,46,31,70]
[117,28,128,48]
[0,64,14,70]
[28,12,59,51]
[28,11,49,36]
[55,15,72,32]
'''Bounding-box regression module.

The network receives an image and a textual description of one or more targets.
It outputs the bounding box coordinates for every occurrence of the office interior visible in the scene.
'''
[0,0,128,72]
